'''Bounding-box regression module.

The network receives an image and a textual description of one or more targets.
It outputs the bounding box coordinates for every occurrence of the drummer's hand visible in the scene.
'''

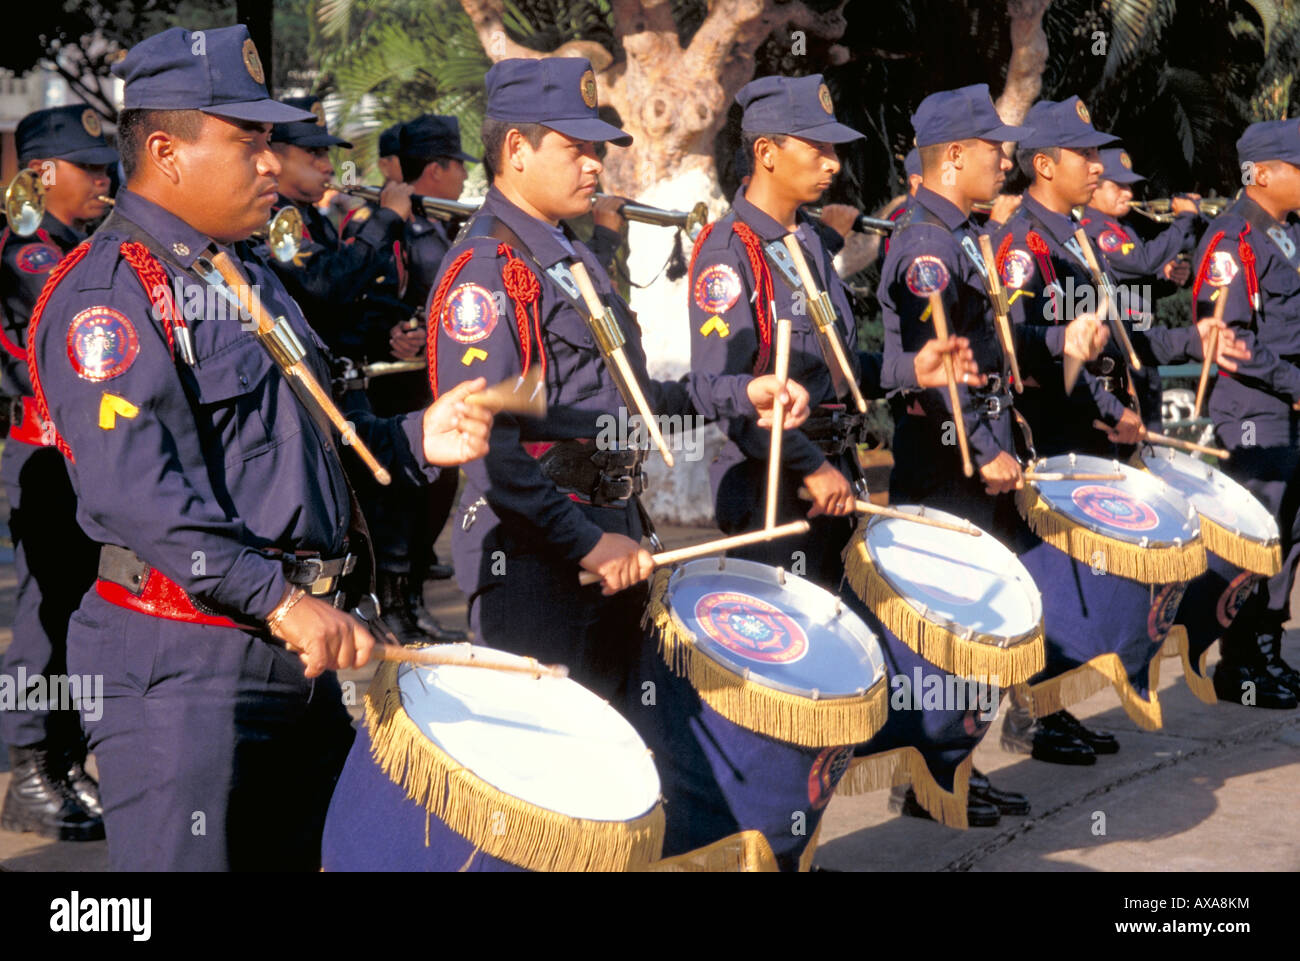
[580,533,655,596]
[1064,313,1109,363]
[915,336,985,390]
[802,461,855,517]
[272,593,375,679]
[748,375,811,429]
[1196,316,1250,373]
[979,451,1024,495]
[422,378,492,466]
[1098,407,1145,445]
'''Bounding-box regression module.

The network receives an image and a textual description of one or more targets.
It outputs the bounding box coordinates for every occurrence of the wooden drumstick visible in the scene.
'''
[465,366,546,416]
[372,642,568,679]
[577,520,811,586]
[764,317,793,529]
[206,251,392,486]
[1073,227,1140,371]
[780,234,868,413]
[797,487,982,535]
[1091,419,1229,460]
[1193,292,1227,419]
[928,292,973,477]
[977,232,1023,393]
[568,261,675,468]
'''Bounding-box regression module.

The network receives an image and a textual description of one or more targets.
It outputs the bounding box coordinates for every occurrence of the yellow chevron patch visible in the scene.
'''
[98,392,139,430]
[699,315,730,339]
[461,347,488,365]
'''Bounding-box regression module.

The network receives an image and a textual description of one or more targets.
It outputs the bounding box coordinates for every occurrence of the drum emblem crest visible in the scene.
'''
[1070,485,1158,532]
[807,746,854,810]
[694,591,809,664]
[1147,583,1184,643]
[1217,572,1260,628]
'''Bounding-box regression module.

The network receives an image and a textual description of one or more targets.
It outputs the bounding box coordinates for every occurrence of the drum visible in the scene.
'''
[837,506,1045,827]
[1137,446,1282,702]
[625,557,888,872]
[1014,453,1206,728]
[322,656,665,872]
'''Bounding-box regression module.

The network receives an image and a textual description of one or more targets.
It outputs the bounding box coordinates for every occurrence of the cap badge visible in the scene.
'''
[818,83,834,115]
[1120,151,1132,169]
[580,69,598,109]
[81,109,102,138]
[242,38,265,85]
[1075,100,1091,124]
[310,101,326,125]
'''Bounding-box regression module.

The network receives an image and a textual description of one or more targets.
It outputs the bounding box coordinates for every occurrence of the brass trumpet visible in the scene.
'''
[327,182,710,239]
[4,169,46,236]
[96,195,116,206]
[253,206,305,264]
[802,204,897,236]
[1128,196,1230,223]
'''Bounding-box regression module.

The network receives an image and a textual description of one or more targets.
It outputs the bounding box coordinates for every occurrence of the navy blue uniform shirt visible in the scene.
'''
[1,214,84,398]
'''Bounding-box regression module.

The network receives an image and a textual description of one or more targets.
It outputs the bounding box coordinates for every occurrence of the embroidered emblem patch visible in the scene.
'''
[1075,99,1091,124]
[807,746,854,811]
[1098,229,1124,254]
[1217,572,1261,628]
[694,591,808,664]
[81,109,102,138]
[818,83,834,114]
[66,306,140,382]
[580,69,598,109]
[1206,251,1238,287]
[904,255,949,296]
[1147,583,1183,644]
[1120,151,1133,170]
[242,38,265,84]
[1000,249,1036,290]
[693,263,742,314]
[15,243,60,274]
[441,283,498,344]
[1070,485,1159,532]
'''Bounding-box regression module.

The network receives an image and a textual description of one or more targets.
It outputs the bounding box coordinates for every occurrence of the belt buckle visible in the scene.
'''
[986,372,1003,395]
[298,556,325,584]
[985,395,1004,417]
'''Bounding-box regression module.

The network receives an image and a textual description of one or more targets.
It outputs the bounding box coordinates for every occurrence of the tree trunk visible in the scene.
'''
[996,0,1052,125]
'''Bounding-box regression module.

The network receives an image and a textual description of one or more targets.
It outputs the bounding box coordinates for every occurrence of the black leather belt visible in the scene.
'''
[531,439,646,507]
[799,405,864,457]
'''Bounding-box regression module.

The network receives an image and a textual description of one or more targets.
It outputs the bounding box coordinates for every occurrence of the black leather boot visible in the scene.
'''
[406,587,468,642]
[1258,630,1300,699]
[1000,702,1096,765]
[1213,655,1298,710]
[969,768,1031,816]
[376,571,433,647]
[1,744,104,841]
[1044,710,1119,754]
[888,784,1000,827]
[60,740,103,818]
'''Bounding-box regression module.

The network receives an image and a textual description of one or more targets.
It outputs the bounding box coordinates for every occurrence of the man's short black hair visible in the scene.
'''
[1017,145,1061,180]
[739,131,788,178]
[399,153,456,184]
[479,118,548,180]
[116,108,203,179]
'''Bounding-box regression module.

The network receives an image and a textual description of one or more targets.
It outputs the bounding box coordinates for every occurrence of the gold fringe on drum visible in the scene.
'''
[1015,650,1165,730]
[1198,516,1282,578]
[644,569,890,748]
[834,748,974,830]
[843,538,1046,686]
[1160,625,1218,705]
[1016,486,1206,584]
[646,831,779,872]
[363,661,666,872]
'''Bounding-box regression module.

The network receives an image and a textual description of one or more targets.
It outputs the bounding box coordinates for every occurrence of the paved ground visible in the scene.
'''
[1,484,1297,871]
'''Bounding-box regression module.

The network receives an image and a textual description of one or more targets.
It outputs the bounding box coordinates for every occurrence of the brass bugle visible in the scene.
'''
[4,169,46,237]
[96,195,116,205]
[802,204,896,236]
[328,182,709,238]
[1128,196,1229,223]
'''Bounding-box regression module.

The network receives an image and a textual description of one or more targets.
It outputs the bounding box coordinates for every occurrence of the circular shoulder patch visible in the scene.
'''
[1000,248,1036,290]
[441,282,498,344]
[81,108,102,138]
[66,306,140,382]
[1207,250,1239,287]
[242,38,265,84]
[818,83,834,115]
[15,243,61,274]
[1097,229,1124,254]
[694,262,742,314]
[904,255,950,296]
[580,69,598,109]
[1075,99,1091,124]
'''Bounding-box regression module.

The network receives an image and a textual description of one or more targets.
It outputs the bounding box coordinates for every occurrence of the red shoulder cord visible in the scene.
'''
[426,243,546,401]
[119,242,181,361]
[1192,227,1258,310]
[994,232,1013,276]
[690,221,774,375]
[1025,230,1060,321]
[26,240,93,462]
[1191,230,1225,303]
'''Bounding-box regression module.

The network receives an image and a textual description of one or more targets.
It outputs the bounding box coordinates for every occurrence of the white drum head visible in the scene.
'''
[397,659,660,822]
[1140,446,1278,545]
[863,505,1042,646]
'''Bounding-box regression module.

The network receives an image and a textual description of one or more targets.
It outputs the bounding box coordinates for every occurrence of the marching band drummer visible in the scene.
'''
[687,74,985,589]
[25,24,494,871]
[1191,120,1300,710]
[0,105,117,842]
[425,57,816,703]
